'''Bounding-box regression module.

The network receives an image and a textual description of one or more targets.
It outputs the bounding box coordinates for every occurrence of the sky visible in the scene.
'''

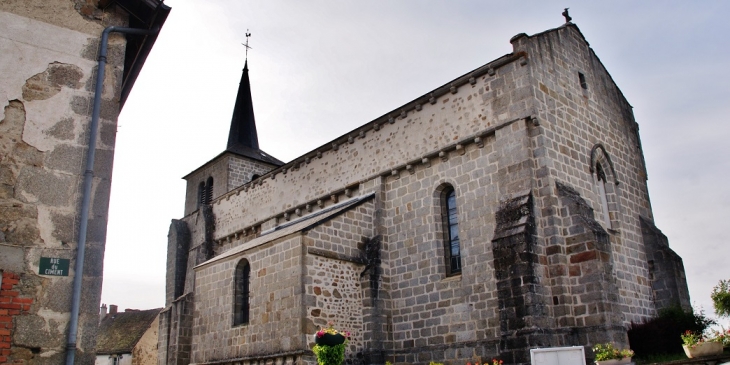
[102,0,730,325]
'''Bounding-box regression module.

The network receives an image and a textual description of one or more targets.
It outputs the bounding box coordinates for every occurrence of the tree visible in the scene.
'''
[711,279,730,318]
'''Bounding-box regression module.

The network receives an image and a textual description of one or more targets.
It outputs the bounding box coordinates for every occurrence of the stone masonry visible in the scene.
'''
[1,1,168,364]
[160,22,690,365]
[0,3,126,364]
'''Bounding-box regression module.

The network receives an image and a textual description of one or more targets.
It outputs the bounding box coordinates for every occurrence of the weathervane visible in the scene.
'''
[242,30,252,61]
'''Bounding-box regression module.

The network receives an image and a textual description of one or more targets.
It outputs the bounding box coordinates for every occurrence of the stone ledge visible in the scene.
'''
[307,247,367,265]
[190,350,312,365]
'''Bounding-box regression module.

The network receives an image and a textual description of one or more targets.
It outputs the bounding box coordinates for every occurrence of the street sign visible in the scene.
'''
[39,257,70,276]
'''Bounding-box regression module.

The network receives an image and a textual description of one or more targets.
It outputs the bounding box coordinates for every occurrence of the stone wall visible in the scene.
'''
[166,220,190,305]
[303,201,376,358]
[0,272,33,364]
[210,53,532,239]
[192,235,305,363]
[380,113,538,364]
[159,294,194,365]
[131,315,159,365]
[183,153,279,216]
[513,24,662,324]
[227,155,278,192]
[640,217,691,311]
[0,2,128,363]
[183,155,235,216]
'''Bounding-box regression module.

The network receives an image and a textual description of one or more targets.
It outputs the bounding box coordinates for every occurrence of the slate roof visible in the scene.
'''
[181,60,284,180]
[226,61,283,166]
[96,308,162,355]
[196,192,375,269]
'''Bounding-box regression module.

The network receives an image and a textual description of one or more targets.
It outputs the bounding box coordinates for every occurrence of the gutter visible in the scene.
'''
[65,25,159,365]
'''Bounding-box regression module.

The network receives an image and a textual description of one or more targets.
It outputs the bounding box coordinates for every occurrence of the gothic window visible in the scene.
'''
[233,259,250,326]
[590,143,620,230]
[596,163,611,227]
[441,186,462,275]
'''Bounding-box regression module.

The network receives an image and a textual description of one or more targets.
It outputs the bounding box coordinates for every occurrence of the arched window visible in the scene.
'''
[596,163,611,227]
[233,259,250,326]
[197,177,214,207]
[205,176,214,204]
[250,174,260,182]
[441,186,462,275]
[197,182,206,208]
[590,143,620,230]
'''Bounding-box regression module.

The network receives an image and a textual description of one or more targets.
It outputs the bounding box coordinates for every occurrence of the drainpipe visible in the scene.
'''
[65,25,159,365]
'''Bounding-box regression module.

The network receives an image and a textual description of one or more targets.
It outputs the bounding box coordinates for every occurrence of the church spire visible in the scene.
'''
[222,33,282,166]
[226,60,260,152]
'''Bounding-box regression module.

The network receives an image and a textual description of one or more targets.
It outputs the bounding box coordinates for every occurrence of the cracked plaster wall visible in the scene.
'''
[0,3,127,365]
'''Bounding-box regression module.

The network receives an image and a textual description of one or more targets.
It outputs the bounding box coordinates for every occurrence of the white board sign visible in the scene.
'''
[530,346,586,365]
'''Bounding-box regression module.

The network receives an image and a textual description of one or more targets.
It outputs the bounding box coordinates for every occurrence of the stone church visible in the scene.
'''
[159,21,690,365]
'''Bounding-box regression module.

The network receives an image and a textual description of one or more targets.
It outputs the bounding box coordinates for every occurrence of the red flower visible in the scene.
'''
[316,331,324,338]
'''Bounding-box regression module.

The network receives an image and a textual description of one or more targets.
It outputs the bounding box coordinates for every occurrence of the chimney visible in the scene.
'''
[109,304,118,315]
[99,304,107,323]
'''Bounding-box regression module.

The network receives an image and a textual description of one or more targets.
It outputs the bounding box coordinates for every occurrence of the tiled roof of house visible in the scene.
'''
[96,308,162,354]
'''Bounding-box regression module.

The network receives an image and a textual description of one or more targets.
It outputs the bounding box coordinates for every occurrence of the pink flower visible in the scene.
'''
[346,331,351,338]
[316,331,324,338]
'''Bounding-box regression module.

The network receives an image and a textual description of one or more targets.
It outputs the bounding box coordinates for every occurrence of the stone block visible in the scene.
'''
[13,315,65,348]
[16,166,75,207]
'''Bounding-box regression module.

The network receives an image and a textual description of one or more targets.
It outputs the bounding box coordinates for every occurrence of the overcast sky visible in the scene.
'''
[102,1,730,324]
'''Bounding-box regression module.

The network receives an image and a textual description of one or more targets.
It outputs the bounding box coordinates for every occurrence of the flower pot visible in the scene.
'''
[683,342,723,358]
[314,333,345,346]
[595,358,632,365]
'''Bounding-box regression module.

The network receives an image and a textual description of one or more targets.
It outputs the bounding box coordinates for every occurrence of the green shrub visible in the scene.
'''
[628,306,715,357]
[312,343,346,365]
[712,280,730,318]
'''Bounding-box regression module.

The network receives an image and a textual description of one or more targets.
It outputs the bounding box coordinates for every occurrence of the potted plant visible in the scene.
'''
[593,343,634,365]
[708,328,730,348]
[682,330,724,358]
[312,322,351,365]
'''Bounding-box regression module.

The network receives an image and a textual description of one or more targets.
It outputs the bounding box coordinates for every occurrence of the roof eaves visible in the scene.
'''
[105,0,172,110]
[95,308,162,354]
[181,149,282,180]
[194,193,374,270]
[214,51,526,203]
[513,23,633,110]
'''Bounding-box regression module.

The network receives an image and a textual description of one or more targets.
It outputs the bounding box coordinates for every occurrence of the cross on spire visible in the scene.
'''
[562,8,572,23]
[242,30,252,61]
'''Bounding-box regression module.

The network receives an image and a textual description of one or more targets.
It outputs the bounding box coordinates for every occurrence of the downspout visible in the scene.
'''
[65,25,159,365]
